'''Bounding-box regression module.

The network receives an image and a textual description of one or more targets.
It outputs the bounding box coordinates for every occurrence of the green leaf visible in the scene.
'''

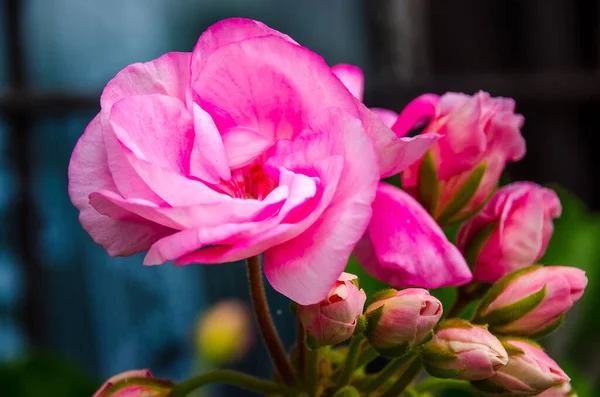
[418,150,441,216]
[482,285,546,327]
[344,255,388,297]
[436,161,487,226]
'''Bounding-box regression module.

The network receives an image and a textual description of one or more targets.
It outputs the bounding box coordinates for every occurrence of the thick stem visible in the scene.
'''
[307,348,319,396]
[359,350,417,393]
[379,359,422,397]
[168,370,284,396]
[246,255,297,386]
[335,336,364,388]
[414,377,474,394]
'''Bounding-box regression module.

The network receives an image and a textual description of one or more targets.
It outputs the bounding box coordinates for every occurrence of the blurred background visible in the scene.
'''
[0,0,599,396]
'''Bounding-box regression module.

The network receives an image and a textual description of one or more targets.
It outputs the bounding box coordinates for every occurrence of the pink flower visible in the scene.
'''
[364,288,442,356]
[402,91,526,222]
[473,339,569,396]
[332,65,472,289]
[93,370,173,397]
[67,18,418,305]
[296,272,367,347]
[475,266,587,337]
[457,182,562,283]
[422,319,508,381]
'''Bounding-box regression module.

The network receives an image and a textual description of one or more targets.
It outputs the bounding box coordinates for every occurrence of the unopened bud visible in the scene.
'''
[537,382,577,397]
[296,273,366,347]
[472,339,569,396]
[364,288,442,357]
[196,299,254,365]
[475,266,587,338]
[93,370,174,397]
[422,319,508,380]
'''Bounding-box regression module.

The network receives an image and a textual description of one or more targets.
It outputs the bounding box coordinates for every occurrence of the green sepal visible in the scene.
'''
[501,337,542,350]
[367,288,398,306]
[529,314,565,339]
[471,378,509,394]
[417,330,435,346]
[372,343,410,358]
[436,161,487,226]
[418,150,441,216]
[500,340,525,356]
[353,316,367,336]
[364,305,384,341]
[421,341,458,363]
[483,285,546,327]
[423,364,464,380]
[289,301,298,316]
[447,184,497,225]
[331,386,360,397]
[475,266,542,319]
[350,277,360,289]
[437,318,474,330]
[306,332,320,350]
[104,377,174,395]
[462,222,497,270]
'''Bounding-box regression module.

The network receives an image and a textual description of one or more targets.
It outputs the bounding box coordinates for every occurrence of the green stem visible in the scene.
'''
[356,344,379,369]
[447,282,490,319]
[307,348,319,396]
[359,350,417,393]
[379,358,422,397]
[297,320,307,378]
[335,336,364,388]
[403,386,420,397]
[168,370,284,396]
[246,255,297,386]
[414,377,474,394]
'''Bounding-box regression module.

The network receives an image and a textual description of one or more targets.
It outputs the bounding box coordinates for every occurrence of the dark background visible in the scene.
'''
[1,1,599,396]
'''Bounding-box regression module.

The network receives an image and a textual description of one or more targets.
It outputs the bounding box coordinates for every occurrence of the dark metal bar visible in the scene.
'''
[3,0,46,347]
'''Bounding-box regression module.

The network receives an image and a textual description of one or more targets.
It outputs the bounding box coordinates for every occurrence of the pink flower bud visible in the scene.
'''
[364,288,442,356]
[537,382,576,397]
[457,182,562,283]
[402,91,526,223]
[473,339,569,396]
[475,266,587,337]
[93,370,174,397]
[296,272,366,347]
[422,319,508,380]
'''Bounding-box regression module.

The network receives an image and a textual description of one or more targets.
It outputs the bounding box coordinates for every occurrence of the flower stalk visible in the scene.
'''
[246,255,297,386]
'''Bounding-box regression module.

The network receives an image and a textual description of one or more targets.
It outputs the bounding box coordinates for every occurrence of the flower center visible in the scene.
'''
[219,164,275,200]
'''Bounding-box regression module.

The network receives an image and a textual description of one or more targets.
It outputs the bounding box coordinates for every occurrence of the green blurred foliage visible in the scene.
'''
[0,352,98,397]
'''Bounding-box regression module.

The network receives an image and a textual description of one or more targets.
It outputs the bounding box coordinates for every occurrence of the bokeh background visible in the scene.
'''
[1,1,599,396]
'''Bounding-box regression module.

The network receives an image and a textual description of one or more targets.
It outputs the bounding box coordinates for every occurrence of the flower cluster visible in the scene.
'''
[71,18,587,397]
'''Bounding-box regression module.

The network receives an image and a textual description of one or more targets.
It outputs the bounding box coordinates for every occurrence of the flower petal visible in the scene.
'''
[331,63,364,102]
[392,94,439,138]
[371,108,399,128]
[68,114,175,256]
[355,183,472,288]
[221,126,274,169]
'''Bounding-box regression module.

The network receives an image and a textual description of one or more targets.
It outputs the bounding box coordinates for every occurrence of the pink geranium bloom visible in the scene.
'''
[69,19,430,304]
[332,64,472,288]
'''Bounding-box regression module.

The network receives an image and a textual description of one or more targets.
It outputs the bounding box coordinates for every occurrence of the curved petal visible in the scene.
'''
[89,185,289,230]
[263,109,379,304]
[355,183,472,288]
[331,63,364,102]
[381,133,441,178]
[145,168,324,266]
[371,107,398,128]
[191,35,359,141]
[190,18,297,75]
[101,52,191,111]
[109,94,195,174]
[221,126,274,169]
[190,103,230,183]
[68,114,175,256]
[392,94,439,138]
